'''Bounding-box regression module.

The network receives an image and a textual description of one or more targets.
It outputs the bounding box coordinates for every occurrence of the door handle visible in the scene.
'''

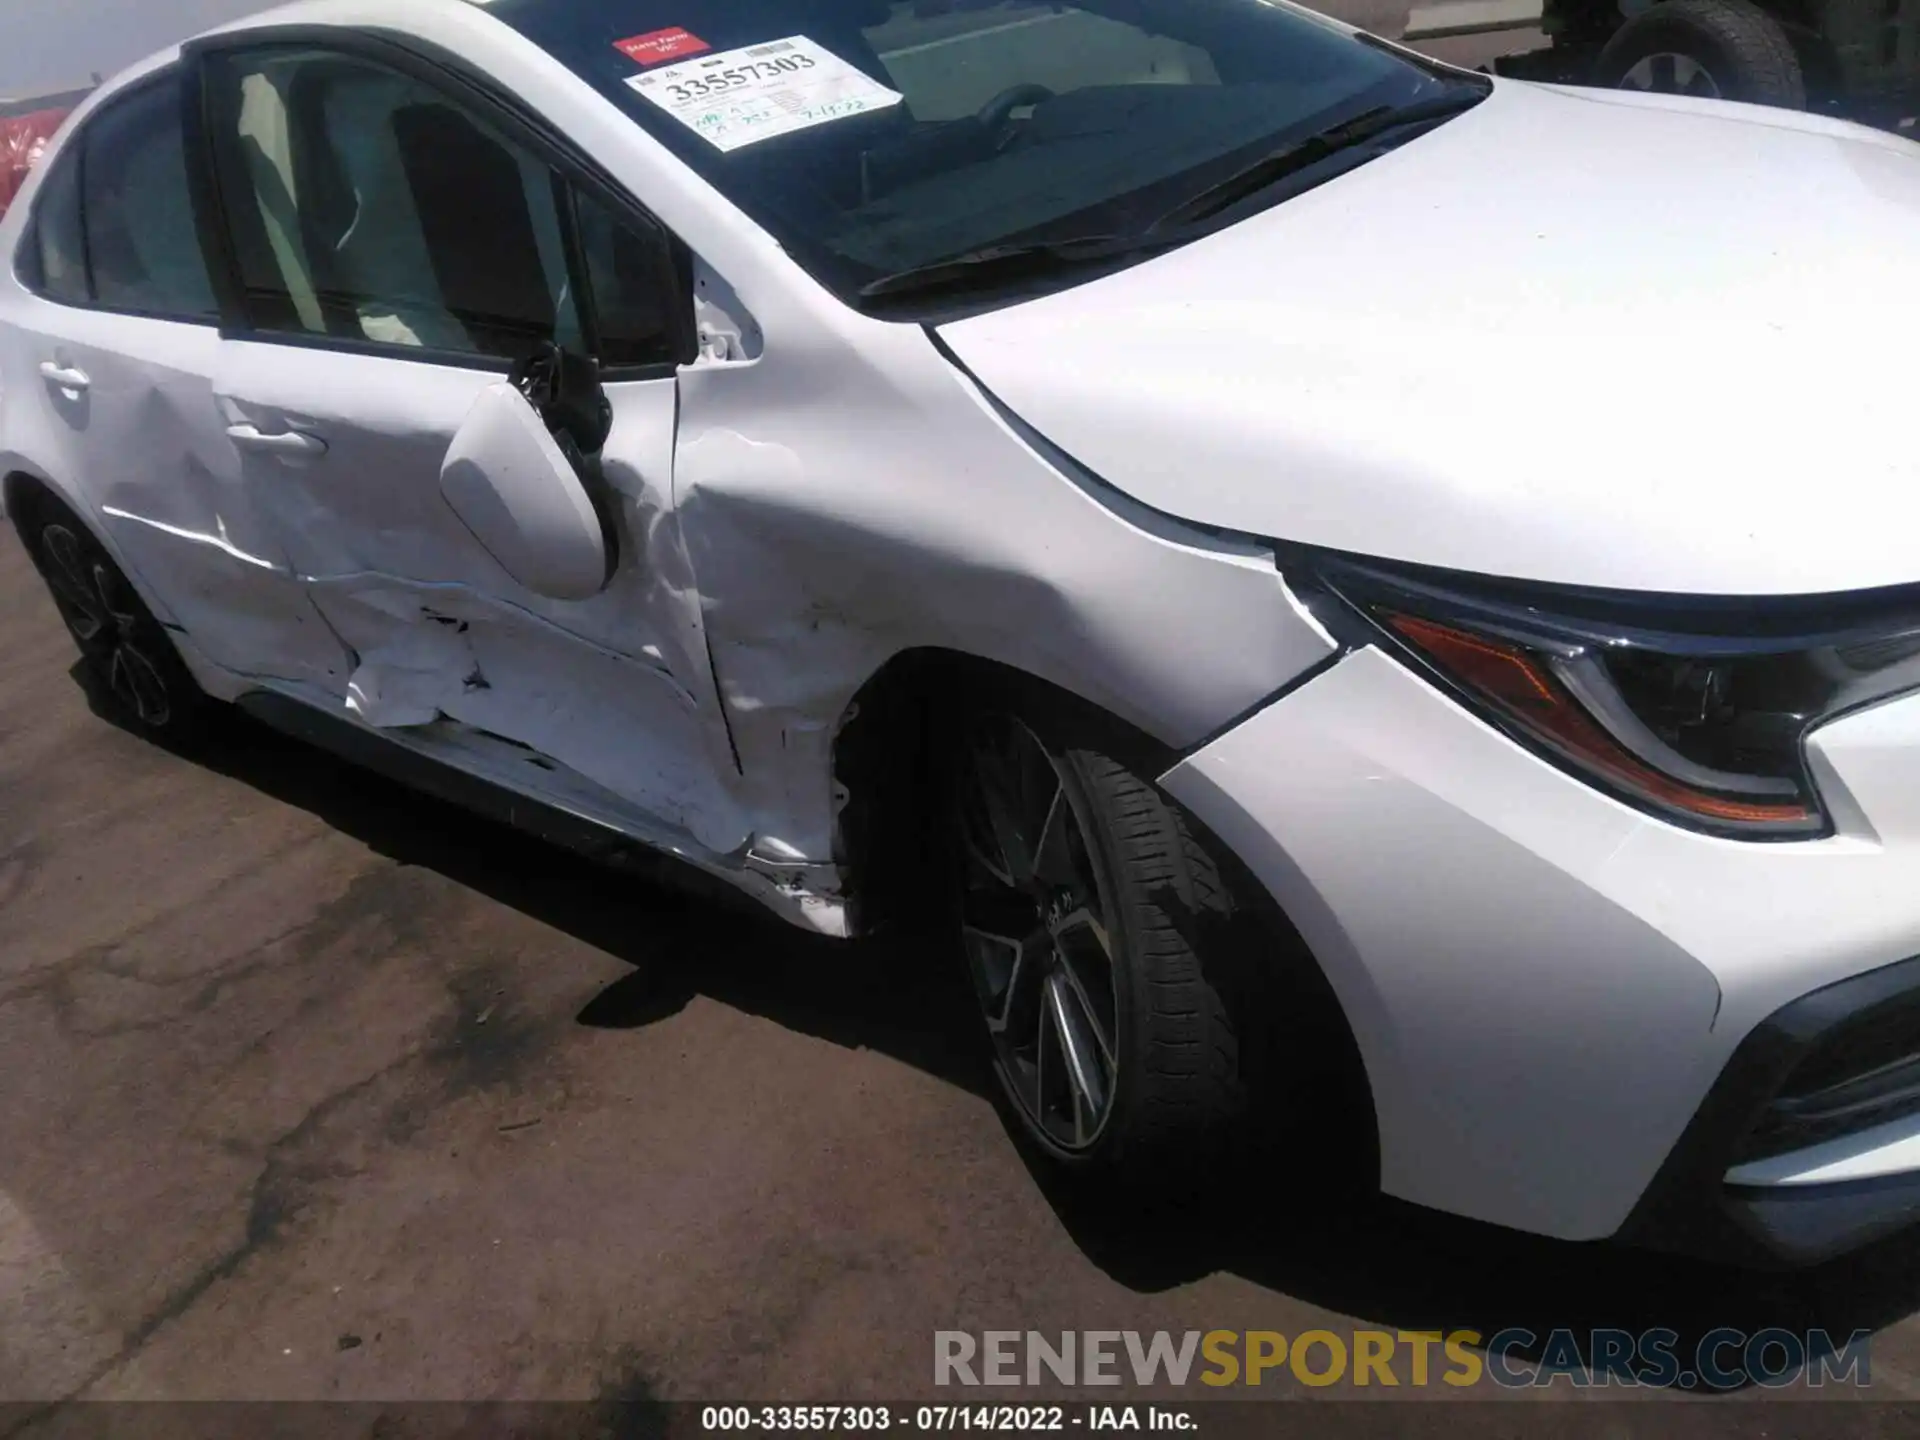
[39,362,90,392]
[226,423,328,459]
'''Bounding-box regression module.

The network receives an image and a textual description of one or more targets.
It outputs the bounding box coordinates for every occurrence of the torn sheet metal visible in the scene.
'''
[207,339,749,855]
[343,621,470,728]
[311,576,749,855]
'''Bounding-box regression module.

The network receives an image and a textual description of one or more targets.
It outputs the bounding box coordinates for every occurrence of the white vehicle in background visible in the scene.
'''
[6,0,1920,1269]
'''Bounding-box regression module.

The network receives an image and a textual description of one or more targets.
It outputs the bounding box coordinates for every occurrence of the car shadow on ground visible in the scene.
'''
[143,694,1920,1392]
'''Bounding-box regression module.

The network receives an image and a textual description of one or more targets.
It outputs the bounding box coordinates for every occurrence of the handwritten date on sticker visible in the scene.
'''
[625,36,903,153]
[615,28,711,66]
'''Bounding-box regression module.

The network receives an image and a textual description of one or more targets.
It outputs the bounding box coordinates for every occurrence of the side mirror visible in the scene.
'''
[440,382,614,602]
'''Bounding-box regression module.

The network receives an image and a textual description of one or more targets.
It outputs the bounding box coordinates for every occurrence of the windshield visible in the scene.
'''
[490,0,1482,312]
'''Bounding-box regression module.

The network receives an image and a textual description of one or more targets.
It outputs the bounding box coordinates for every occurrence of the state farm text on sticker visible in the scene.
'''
[614,27,710,66]
[625,36,903,153]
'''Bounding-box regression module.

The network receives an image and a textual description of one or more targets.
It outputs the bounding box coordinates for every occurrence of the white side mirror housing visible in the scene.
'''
[440,382,613,602]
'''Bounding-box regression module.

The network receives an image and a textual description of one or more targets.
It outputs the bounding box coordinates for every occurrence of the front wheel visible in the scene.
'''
[952,708,1250,1176]
[1593,0,1807,107]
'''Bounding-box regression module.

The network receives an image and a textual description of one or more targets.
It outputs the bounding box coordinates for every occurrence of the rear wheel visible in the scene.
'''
[952,706,1249,1176]
[15,491,212,740]
[1594,0,1806,107]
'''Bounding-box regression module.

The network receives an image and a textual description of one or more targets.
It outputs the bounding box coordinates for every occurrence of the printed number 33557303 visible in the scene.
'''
[664,53,816,103]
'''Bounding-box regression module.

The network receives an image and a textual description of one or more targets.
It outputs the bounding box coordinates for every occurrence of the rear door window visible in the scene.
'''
[14,74,219,322]
[81,78,219,319]
[19,143,87,304]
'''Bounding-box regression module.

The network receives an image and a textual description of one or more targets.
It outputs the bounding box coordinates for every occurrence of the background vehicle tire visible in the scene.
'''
[13,489,214,741]
[950,705,1253,1180]
[1594,0,1807,107]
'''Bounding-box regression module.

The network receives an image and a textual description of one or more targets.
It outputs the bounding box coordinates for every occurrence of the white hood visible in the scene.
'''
[938,80,1920,596]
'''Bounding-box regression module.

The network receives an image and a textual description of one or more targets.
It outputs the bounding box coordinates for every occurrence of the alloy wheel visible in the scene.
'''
[1619,53,1723,96]
[39,524,173,727]
[956,714,1121,1153]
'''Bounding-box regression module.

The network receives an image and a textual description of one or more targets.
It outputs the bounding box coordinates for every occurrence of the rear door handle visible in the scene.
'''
[39,362,90,392]
[226,423,328,459]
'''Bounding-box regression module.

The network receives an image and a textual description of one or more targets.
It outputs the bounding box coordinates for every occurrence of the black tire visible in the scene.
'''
[1594,0,1806,108]
[14,489,213,741]
[950,703,1251,1180]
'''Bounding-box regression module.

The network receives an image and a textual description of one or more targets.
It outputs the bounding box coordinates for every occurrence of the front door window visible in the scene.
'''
[204,47,588,360]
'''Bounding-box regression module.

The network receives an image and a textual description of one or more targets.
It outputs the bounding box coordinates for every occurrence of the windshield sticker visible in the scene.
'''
[624,36,904,153]
[614,27,711,66]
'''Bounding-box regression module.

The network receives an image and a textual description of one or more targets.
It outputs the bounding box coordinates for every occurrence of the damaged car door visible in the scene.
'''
[188,37,747,852]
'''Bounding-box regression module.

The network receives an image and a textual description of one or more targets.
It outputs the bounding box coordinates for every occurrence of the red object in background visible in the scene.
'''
[0,99,82,219]
[613,27,711,65]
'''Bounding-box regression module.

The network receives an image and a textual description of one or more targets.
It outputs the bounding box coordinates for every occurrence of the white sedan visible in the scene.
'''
[7,0,1920,1268]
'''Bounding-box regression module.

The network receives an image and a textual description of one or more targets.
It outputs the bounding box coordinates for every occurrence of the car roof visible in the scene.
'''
[199,0,500,41]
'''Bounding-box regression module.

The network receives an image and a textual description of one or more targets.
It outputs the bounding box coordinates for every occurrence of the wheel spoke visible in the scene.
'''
[962,822,1017,889]
[990,760,1036,887]
[110,644,171,727]
[956,712,1125,1155]
[1030,779,1079,889]
[962,922,1047,1034]
[970,738,1035,885]
[93,562,139,629]
[1053,938,1117,1072]
[42,526,92,594]
[40,527,106,639]
[1046,971,1106,1143]
[1030,997,1053,1130]
[1054,905,1112,961]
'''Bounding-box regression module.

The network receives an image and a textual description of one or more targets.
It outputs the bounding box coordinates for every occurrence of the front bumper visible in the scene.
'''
[1624,951,1920,1265]
[1160,644,1920,1262]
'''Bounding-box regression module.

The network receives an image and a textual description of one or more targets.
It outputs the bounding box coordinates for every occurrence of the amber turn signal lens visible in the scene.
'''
[1384,613,1815,829]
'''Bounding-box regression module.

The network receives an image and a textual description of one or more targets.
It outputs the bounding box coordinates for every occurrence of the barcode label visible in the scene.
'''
[626,35,903,151]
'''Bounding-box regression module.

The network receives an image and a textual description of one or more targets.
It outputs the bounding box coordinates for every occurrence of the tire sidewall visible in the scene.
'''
[1596,1,1805,105]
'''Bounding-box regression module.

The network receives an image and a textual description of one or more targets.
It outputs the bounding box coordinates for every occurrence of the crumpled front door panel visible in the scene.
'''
[313,576,746,852]
[211,340,742,853]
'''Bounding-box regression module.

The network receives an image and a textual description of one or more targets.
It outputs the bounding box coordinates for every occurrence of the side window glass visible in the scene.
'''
[81,78,218,319]
[206,48,583,361]
[21,145,87,304]
[572,191,677,371]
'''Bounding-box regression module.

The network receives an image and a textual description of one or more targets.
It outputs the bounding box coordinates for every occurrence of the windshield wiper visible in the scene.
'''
[857,233,1165,302]
[855,87,1484,304]
[1145,87,1487,233]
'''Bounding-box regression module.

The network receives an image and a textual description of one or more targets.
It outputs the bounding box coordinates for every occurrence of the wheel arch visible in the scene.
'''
[4,466,64,534]
[6,464,118,558]
[830,647,1173,932]
[829,644,1382,1185]
[4,465,194,639]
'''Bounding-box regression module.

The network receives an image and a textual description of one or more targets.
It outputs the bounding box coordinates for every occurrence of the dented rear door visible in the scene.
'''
[4,69,346,690]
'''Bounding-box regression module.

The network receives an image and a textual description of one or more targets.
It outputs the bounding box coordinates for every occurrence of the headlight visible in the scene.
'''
[1290,551,1920,839]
